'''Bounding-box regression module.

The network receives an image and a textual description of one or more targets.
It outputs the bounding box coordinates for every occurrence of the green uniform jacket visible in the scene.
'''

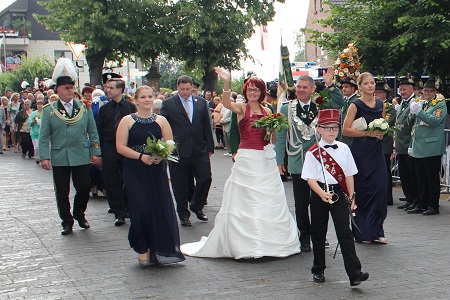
[381,102,397,155]
[275,88,344,174]
[39,100,101,166]
[394,97,416,155]
[339,93,358,145]
[229,112,240,154]
[411,99,447,158]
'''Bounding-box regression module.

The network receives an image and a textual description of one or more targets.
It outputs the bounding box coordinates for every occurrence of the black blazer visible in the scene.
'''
[161,95,214,158]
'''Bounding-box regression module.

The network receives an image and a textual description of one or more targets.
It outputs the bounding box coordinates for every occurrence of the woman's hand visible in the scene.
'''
[214,67,231,83]
[141,154,163,165]
[366,130,384,140]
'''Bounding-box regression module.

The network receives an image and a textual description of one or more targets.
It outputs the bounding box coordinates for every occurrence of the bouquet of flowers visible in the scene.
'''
[367,118,390,135]
[251,113,290,141]
[144,135,178,162]
[334,43,361,82]
[312,90,331,110]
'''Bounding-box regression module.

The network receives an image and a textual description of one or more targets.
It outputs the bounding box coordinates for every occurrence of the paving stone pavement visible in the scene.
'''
[2,149,450,299]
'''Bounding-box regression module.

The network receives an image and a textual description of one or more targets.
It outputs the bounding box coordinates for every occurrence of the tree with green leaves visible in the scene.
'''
[304,0,450,79]
[35,0,167,86]
[0,57,54,93]
[168,0,284,91]
[36,0,284,88]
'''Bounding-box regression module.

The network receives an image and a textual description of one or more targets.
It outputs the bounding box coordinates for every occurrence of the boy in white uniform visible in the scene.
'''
[302,109,369,286]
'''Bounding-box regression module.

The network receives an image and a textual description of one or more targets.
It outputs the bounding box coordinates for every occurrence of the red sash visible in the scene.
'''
[308,144,348,196]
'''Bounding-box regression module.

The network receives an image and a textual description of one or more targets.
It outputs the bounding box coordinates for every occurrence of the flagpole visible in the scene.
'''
[2,33,6,73]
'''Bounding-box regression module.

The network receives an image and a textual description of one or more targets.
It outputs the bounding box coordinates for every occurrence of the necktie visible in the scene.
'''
[114,102,122,128]
[183,99,191,122]
[303,104,309,112]
[65,102,72,116]
[324,144,338,149]
[401,100,409,109]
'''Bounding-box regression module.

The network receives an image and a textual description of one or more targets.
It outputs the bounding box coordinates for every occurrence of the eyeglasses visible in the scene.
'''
[319,126,339,132]
[422,89,436,94]
[247,88,261,93]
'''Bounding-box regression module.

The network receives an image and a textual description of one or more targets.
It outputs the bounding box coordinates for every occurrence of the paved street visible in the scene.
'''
[2,149,450,299]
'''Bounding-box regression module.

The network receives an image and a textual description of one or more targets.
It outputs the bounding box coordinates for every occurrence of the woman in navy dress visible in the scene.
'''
[116,86,185,265]
[342,72,388,244]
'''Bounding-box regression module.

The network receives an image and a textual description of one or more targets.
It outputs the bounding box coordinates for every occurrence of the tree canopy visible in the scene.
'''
[304,0,450,79]
[35,0,285,88]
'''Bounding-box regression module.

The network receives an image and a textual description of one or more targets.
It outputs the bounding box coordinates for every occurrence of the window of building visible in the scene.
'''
[54,50,73,61]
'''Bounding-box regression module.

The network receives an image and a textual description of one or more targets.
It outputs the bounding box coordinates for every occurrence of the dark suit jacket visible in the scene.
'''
[161,95,214,158]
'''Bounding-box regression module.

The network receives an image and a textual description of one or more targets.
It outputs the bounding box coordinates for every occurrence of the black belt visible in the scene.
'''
[317,182,341,189]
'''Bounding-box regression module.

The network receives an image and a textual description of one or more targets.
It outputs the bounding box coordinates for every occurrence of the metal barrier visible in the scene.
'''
[390,129,450,194]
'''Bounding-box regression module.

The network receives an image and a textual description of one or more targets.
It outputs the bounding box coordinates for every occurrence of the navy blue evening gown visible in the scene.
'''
[123,113,185,264]
[350,99,388,242]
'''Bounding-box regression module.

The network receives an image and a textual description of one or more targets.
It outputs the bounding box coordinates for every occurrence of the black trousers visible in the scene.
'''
[52,164,91,227]
[291,174,311,247]
[19,132,34,158]
[102,145,127,219]
[169,154,212,220]
[310,184,362,279]
[397,154,418,204]
[384,154,393,205]
[414,155,442,210]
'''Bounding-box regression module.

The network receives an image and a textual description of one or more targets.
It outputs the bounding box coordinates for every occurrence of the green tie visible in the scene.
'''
[303,104,309,112]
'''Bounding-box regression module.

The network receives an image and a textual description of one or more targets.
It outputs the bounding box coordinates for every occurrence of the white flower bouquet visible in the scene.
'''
[367,118,389,135]
[144,135,178,162]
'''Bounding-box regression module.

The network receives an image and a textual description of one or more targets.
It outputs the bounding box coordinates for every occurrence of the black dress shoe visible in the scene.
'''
[61,226,73,235]
[407,207,426,214]
[399,197,407,202]
[180,218,191,227]
[350,272,369,286]
[404,203,416,211]
[313,272,325,283]
[301,245,312,252]
[397,202,412,209]
[190,205,208,221]
[77,218,90,229]
[114,218,126,226]
[422,208,439,215]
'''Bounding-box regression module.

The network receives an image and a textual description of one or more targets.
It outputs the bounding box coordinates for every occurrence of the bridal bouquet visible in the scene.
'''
[251,113,290,141]
[367,118,390,135]
[144,135,178,162]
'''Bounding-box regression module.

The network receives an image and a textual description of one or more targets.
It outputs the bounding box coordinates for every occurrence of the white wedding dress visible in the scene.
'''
[181,149,300,259]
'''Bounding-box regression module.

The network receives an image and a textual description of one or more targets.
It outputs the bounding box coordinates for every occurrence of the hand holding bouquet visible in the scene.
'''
[144,135,178,162]
[367,118,390,135]
[251,113,290,141]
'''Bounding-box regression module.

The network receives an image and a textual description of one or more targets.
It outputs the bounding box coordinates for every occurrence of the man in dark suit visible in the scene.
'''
[161,75,214,227]
[96,77,137,227]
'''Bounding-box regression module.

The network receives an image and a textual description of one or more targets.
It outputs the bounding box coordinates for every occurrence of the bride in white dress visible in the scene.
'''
[180,67,300,259]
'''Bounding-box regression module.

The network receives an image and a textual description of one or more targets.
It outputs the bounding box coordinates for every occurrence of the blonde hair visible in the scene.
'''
[11,92,19,101]
[135,85,155,99]
[357,72,374,86]
[49,94,59,102]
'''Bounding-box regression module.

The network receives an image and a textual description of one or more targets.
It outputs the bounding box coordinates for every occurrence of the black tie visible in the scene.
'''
[402,100,409,109]
[114,101,122,128]
[324,144,338,149]
[303,104,309,112]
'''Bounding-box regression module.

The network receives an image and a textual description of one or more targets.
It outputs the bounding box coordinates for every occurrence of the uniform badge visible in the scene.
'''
[435,109,442,118]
